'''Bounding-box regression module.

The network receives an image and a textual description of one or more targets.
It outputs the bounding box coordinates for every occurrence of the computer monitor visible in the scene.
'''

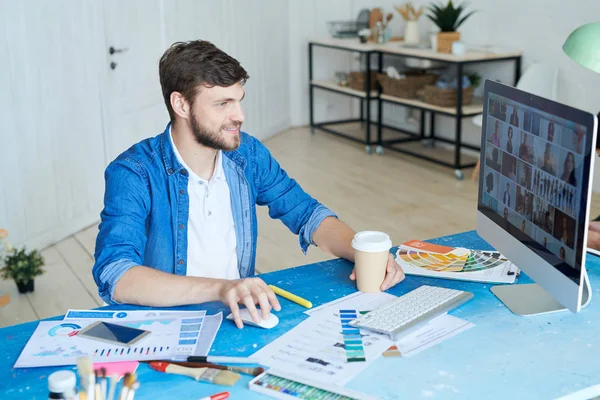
[477,79,597,316]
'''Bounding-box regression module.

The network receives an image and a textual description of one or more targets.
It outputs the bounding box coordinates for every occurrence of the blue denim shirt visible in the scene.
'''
[93,123,337,304]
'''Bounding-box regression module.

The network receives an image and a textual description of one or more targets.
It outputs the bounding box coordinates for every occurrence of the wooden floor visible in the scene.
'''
[2,124,600,328]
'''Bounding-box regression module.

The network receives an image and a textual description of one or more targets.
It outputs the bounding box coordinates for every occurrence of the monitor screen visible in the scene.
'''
[478,82,595,284]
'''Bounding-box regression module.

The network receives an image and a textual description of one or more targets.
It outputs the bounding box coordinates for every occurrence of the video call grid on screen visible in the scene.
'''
[482,93,587,268]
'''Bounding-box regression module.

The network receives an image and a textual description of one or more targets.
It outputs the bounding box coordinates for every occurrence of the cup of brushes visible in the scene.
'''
[76,356,139,400]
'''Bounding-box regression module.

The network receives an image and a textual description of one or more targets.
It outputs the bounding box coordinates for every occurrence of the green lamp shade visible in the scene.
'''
[563,22,600,73]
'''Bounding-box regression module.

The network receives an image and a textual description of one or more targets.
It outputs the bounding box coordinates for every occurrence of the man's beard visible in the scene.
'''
[189,109,241,151]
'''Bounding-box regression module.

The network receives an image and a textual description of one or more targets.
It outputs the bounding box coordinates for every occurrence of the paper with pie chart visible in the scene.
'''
[395,240,520,284]
[13,318,181,368]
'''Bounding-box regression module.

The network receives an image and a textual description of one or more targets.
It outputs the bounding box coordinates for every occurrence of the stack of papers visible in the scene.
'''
[395,239,520,284]
[253,291,474,386]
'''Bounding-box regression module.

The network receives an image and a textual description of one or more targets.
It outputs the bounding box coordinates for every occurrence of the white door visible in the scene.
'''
[0,0,107,249]
[100,0,169,164]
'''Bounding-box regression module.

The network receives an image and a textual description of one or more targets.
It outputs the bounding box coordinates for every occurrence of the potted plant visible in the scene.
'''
[427,0,475,53]
[1,246,45,293]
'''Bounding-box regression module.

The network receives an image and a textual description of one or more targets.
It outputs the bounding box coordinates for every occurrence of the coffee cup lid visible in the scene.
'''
[351,231,392,253]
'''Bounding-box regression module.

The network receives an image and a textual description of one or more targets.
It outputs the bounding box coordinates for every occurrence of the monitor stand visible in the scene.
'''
[490,269,592,316]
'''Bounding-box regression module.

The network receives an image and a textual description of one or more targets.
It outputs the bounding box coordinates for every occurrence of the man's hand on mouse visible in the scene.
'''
[219,277,281,329]
[349,253,405,291]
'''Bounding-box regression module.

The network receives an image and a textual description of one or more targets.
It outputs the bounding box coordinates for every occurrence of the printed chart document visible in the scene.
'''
[396,240,520,284]
[304,292,475,360]
[14,318,181,368]
[192,312,222,358]
[252,310,394,386]
[64,309,222,359]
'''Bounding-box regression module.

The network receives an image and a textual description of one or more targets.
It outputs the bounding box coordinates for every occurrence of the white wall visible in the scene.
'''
[0,0,107,251]
[0,0,291,250]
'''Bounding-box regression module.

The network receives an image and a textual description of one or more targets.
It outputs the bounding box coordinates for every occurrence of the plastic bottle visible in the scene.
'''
[48,370,78,399]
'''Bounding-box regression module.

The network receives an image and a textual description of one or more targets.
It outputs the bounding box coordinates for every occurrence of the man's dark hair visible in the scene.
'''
[159,40,249,121]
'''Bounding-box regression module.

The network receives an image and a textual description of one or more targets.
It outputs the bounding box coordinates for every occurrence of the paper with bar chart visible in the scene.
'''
[63,309,221,359]
[252,309,393,386]
[14,318,181,368]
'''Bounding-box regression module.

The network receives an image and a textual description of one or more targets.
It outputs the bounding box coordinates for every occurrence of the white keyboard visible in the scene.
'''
[348,285,473,341]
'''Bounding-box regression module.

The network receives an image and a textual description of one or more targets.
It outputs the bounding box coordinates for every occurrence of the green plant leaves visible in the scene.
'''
[0,247,45,283]
[427,0,475,32]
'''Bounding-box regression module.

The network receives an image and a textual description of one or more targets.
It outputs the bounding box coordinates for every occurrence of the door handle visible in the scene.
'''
[109,46,128,55]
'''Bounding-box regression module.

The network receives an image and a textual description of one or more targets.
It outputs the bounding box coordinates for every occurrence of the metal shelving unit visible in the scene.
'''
[308,38,523,179]
[308,40,379,154]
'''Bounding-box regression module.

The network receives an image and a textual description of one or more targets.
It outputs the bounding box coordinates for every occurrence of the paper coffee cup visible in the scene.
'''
[351,231,392,293]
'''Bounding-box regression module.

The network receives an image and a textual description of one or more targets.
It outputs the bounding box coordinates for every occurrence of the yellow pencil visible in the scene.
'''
[268,285,313,308]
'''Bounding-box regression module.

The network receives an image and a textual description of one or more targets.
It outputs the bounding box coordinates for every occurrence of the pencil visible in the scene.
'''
[268,285,312,308]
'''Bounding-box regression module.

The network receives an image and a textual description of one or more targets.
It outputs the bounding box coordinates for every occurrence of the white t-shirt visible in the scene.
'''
[169,130,240,280]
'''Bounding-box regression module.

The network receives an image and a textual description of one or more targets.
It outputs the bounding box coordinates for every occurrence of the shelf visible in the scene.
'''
[380,94,484,116]
[309,38,523,63]
[376,41,523,62]
[311,80,378,98]
[309,38,378,53]
[311,81,484,115]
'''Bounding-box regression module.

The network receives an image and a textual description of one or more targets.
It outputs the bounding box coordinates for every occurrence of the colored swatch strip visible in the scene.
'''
[255,373,355,399]
[339,309,366,362]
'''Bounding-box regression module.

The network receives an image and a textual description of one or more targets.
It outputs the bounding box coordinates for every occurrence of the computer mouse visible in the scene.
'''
[226,308,279,329]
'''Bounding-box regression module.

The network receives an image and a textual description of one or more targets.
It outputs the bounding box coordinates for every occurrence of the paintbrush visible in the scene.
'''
[107,373,118,400]
[76,356,95,400]
[94,370,103,400]
[100,367,107,400]
[117,373,135,400]
[126,380,140,400]
[149,362,240,386]
[142,360,264,377]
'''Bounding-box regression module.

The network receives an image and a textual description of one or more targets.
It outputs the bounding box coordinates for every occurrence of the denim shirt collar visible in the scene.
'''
[159,122,247,175]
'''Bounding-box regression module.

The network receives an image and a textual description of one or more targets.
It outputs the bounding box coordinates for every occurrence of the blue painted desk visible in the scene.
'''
[1,231,599,399]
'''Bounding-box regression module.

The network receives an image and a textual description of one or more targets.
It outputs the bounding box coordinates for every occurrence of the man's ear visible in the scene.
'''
[171,92,190,120]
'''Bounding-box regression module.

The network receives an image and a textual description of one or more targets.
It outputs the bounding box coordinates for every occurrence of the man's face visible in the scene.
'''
[187,82,246,151]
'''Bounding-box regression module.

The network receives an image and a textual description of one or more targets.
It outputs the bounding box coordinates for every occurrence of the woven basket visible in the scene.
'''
[377,72,438,99]
[423,85,475,107]
[348,71,378,91]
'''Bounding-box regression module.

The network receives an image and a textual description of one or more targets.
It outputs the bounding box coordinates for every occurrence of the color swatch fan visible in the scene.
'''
[395,240,519,284]
[397,246,471,272]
